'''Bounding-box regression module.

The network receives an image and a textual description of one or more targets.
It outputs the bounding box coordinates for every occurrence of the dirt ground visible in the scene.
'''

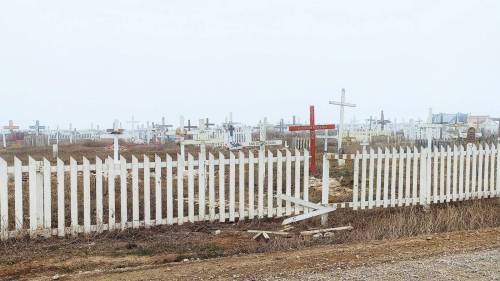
[40,228,500,280]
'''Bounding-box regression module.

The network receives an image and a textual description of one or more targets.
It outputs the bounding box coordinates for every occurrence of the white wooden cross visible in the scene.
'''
[419,108,441,149]
[246,118,282,150]
[105,120,126,163]
[329,88,356,155]
[276,194,336,225]
[316,129,337,152]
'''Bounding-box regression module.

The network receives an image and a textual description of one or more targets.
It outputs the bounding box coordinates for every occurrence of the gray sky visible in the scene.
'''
[1,0,499,129]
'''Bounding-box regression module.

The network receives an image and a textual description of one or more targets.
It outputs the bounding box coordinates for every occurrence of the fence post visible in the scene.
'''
[321,154,329,226]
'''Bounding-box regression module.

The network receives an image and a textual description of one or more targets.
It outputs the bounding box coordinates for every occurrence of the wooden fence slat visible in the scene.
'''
[155,155,163,225]
[28,157,36,234]
[95,157,103,232]
[188,154,195,223]
[458,146,465,201]
[439,146,445,203]
[471,145,478,198]
[412,147,418,205]
[360,149,367,209]
[477,144,484,198]
[177,154,184,225]
[433,147,438,204]
[419,148,426,206]
[70,157,78,236]
[229,152,235,222]
[384,148,390,207]
[83,157,90,233]
[144,155,151,228]
[0,158,7,240]
[199,151,206,221]
[452,146,458,201]
[484,144,490,197]
[398,147,404,207]
[294,150,301,215]
[368,149,375,209]
[120,156,127,230]
[248,151,255,219]
[303,150,309,213]
[208,153,215,221]
[14,157,22,231]
[276,151,283,216]
[108,157,116,231]
[496,145,500,196]
[57,158,65,236]
[446,146,452,202]
[132,156,139,228]
[166,154,173,225]
[405,147,411,205]
[352,152,360,210]
[218,152,225,222]
[489,145,496,197]
[391,148,397,207]
[285,149,292,215]
[42,158,51,234]
[376,148,382,207]
[238,151,245,220]
[258,148,265,218]
[426,147,431,206]
[267,150,274,218]
[465,145,471,200]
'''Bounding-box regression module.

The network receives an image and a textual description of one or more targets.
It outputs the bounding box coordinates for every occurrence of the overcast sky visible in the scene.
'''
[0,0,499,130]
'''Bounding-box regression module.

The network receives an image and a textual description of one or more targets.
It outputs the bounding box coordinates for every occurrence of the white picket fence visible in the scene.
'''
[0,149,310,240]
[347,144,500,209]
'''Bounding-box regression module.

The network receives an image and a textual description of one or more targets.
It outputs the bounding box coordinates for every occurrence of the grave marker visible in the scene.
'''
[329,88,356,155]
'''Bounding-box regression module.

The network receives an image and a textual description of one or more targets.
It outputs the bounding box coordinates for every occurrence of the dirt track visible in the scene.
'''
[51,228,499,281]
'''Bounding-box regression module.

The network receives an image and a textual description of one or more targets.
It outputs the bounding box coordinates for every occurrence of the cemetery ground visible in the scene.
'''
[0,199,498,280]
[0,141,498,280]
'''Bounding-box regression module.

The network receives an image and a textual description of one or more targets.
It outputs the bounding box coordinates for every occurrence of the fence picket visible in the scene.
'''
[439,146,445,203]
[353,152,360,210]
[228,152,235,222]
[276,151,283,216]
[95,157,103,232]
[426,147,431,206]
[405,147,411,206]
[360,149,367,209]
[248,151,255,219]
[132,156,139,228]
[120,157,127,229]
[208,153,215,221]
[303,150,309,213]
[218,152,225,222]
[433,147,438,204]
[238,151,245,220]
[368,149,375,209]
[285,149,292,215]
[483,144,490,197]
[294,150,301,215]
[458,146,465,201]
[143,155,151,228]
[70,157,78,235]
[465,145,471,200]
[496,145,500,196]
[166,154,173,224]
[490,145,496,197]
[471,145,478,198]
[188,154,195,223]
[0,158,7,240]
[419,148,426,205]
[267,150,274,217]
[155,155,163,225]
[258,149,264,218]
[14,157,22,231]
[412,147,418,205]
[383,148,390,208]
[107,157,116,231]
[478,144,484,198]
[199,151,206,221]
[398,147,404,207]
[376,148,382,207]
[177,154,184,225]
[391,148,397,207]
[57,158,65,236]
[446,146,452,202]
[83,157,90,233]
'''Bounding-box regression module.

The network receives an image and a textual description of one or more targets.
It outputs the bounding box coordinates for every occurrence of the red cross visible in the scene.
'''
[289,105,335,174]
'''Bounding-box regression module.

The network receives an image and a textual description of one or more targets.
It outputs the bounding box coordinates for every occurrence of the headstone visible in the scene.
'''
[466,127,476,143]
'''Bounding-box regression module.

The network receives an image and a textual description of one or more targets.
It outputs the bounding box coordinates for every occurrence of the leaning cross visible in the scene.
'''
[329,88,356,155]
[289,105,335,174]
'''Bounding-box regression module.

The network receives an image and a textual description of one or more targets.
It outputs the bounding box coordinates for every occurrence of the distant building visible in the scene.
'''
[432,113,468,124]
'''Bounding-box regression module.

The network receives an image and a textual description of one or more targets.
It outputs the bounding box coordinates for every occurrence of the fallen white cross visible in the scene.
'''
[276,194,337,225]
